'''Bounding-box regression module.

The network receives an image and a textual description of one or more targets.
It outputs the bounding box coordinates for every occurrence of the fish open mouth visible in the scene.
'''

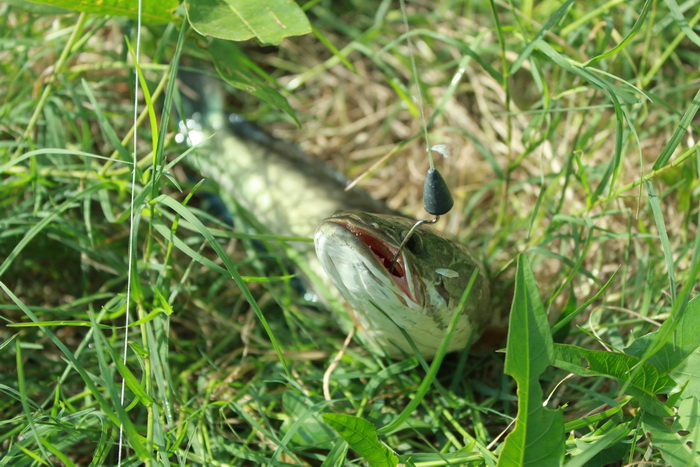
[331,219,417,303]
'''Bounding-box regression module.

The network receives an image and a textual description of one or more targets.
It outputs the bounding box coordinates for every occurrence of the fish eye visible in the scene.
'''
[400,230,422,254]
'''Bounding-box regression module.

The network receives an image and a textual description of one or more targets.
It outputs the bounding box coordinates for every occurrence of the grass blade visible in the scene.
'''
[153,194,291,376]
[377,270,479,435]
[584,0,654,66]
[15,339,49,461]
[652,85,700,170]
[645,181,676,303]
[0,282,149,460]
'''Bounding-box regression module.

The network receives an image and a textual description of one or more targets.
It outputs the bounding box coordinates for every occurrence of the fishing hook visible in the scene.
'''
[390,216,439,273]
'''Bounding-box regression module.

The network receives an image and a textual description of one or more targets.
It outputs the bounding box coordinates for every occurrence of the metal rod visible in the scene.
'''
[390,216,439,272]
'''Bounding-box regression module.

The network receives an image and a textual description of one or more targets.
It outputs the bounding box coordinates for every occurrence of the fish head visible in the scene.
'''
[314,211,490,357]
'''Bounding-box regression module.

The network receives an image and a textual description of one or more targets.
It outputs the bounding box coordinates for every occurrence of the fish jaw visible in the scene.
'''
[314,217,423,356]
[314,211,489,358]
[318,216,423,304]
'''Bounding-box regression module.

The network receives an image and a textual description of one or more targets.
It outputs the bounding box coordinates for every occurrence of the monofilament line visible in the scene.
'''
[399,0,434,170]
[118,0,142,464]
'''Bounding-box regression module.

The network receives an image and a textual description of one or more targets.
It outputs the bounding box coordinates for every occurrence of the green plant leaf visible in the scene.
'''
[554,344,676,394]
[6,0,69,14]
[185,0,311,45]
[677,396,700,432]
[498,255,564,466]
[322,414,398,467]
[510,0,574,74]
[89,312,155,406]
[152,220,294,282]
[81,79,131,164]
[625,294,700,398]
[646,182,676,303]
[272,394,333,463]
[642,413,699,466]
[0,282,150,460]
[24,0,177,23]
[553,343,675,416]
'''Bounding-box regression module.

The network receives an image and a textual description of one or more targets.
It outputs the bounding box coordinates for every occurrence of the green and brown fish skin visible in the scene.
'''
[180,74,490,359]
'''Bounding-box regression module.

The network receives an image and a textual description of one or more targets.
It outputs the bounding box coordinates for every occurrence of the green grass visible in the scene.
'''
[1,0,699,465]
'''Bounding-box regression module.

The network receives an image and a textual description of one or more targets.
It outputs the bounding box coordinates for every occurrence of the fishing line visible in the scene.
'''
[118,0,142,464]
[399,0,433,170]
[392,1,454,268]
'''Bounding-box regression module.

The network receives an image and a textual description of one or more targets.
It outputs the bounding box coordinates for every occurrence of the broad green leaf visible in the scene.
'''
[322,414,398,467]
[625,294,700,398]
[185,0,311,45]
[642,413,699,466]
[6,0,69,14]
[498,255,564,466]
[675,354,700,400]
[677,396,700,435]
[553,343,675,416]
[674,396,700,465]
[24,0,177,23]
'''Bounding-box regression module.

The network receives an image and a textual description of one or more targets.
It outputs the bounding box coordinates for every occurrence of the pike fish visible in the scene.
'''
[178,74,490,358]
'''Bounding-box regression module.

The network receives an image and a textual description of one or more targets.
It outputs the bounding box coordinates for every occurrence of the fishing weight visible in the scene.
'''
[423,168,453,216]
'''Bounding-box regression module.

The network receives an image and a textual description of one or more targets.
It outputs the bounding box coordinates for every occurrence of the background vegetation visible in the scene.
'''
[1,0,699,465]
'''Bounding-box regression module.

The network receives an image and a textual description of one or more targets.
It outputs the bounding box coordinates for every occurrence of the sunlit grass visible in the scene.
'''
[1,0,699,464]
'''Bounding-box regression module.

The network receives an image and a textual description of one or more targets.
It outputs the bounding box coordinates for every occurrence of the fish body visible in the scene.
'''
[179,74,490,358]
